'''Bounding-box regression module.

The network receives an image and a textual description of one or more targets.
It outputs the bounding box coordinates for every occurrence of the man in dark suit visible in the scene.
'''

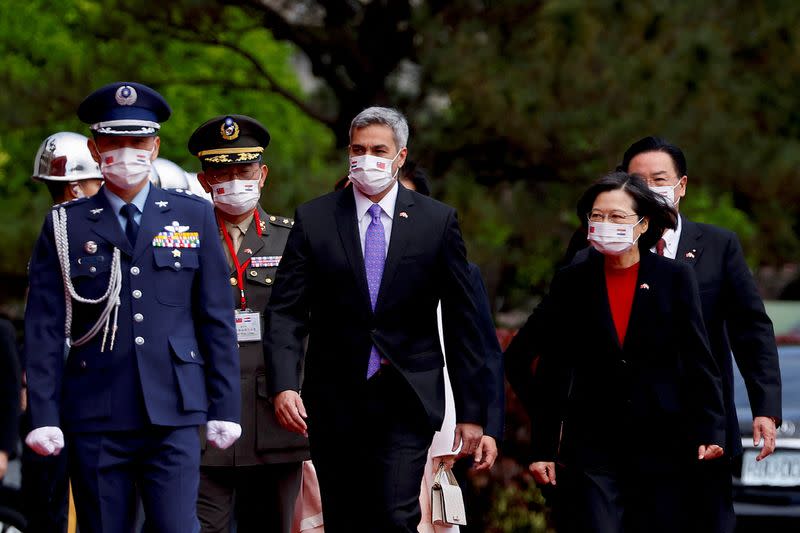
[620,136,781,532]
[190,115,309,533]
[265,107,487,533]
[24,82,241,533]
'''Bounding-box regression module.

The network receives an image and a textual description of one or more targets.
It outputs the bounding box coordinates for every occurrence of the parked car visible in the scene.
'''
[733,344,800,529]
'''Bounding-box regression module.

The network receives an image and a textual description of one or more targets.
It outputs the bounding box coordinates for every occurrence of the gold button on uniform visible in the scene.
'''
[269,216,276,222]
[250,270,258,277]
[265,277,273,284]
[230,277,238,286]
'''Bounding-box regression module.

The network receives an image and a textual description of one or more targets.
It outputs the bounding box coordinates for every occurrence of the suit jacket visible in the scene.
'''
[506,250,725,469]
[677,216,781,455]
[265,184,487,434]
[25,186,240,433]
[0,318,20,454]
[465,263,505,440]
[202,207,310,466]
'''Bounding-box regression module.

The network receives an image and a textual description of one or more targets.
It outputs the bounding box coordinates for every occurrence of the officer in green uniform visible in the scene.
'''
[190,115,310,533]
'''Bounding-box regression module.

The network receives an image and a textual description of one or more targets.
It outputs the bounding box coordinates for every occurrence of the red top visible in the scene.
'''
[605,262,640,346]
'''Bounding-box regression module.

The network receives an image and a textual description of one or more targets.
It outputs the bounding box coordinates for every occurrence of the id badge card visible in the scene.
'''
[235,309,262,342]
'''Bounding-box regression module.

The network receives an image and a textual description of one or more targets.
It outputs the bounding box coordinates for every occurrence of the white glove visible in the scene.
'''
[25,426,65,456]
[206,420,242,450]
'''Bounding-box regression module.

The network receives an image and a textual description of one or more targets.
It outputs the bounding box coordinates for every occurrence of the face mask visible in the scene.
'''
[99,147,153,189]
[210,179,261,216]
[348,150,403,196]
[587,218,644,256]
[649,181,681,206]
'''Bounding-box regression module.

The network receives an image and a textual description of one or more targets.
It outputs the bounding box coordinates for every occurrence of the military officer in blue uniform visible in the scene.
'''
[189,115,310,533]
[23,81,242,533]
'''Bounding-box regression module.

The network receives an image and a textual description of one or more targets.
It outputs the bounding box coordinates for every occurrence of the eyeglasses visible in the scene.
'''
[204,167,261,182]
[588,211,639,224]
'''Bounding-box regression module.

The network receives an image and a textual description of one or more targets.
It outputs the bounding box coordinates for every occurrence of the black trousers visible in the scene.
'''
[688,456,735,533]
[20,445,69,533]
[20,411,69,533]
[553,462,692,533]
[197,462,303,533]
[309,366,434,533]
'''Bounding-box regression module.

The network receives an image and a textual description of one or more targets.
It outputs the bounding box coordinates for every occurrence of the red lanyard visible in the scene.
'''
[218,210,262,310]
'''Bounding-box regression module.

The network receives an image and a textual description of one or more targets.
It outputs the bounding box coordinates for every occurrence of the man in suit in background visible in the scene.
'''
[265,107,487,533]
[621,136,782,532]
[24,82,241,533]
[190,114,310,533]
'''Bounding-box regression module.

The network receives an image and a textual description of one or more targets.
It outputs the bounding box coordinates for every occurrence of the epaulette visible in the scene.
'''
[265,214,294,229]
[52,196,91,209]
[163,188,208,203]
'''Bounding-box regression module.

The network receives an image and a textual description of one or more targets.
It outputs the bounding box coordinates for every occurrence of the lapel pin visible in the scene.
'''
[244,248,253,255]
[155,200,169,208]
[84,241,98,254]
[685,251,695,259]
[399,211,408,218]
[90,208,103,215]
[172,249,182,258]
[639,283,650,290]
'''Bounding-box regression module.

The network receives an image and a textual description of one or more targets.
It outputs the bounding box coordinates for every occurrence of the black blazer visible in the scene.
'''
[464,263,505,441]
[677,217,781,455]
[506,250,725,469]
[265,185,487,433]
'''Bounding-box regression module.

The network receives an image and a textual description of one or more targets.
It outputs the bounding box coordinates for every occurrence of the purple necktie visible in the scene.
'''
[365,203,385,378]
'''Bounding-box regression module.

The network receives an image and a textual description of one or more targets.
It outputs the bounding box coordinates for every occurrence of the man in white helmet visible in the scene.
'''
[31,131,104,204]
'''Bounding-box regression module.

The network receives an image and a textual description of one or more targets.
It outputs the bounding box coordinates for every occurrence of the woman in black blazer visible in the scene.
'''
[505,172,726,533]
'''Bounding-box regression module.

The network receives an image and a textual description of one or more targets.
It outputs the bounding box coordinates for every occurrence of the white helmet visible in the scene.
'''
[151,158,190,189]
[151,158,212,202]
[31,132,102,182]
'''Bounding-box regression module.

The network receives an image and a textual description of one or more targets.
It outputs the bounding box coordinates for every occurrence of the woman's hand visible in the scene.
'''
[434,455,458,470]
[529,461,557,485]
[698,444,724,460]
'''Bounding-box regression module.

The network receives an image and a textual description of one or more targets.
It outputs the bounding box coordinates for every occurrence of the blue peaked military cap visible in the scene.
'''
[77,81,172,136]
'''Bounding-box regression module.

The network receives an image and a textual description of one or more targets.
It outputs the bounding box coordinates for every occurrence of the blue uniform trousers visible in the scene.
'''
[67,425,200,533]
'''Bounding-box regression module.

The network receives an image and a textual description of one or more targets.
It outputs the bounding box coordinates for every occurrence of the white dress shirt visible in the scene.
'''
[353,181,398,257]
[650,214,682,259]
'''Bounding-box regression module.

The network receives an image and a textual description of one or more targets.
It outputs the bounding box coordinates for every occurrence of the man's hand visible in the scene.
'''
[25,426,65,456]
[206,420,242,450]
[473,435,498,471]
[0,451,8,480]
[529,461,557,485]
[698,444,725,461]
[453,423,483,458]
[274,390,308,436]
[753,416,777,461]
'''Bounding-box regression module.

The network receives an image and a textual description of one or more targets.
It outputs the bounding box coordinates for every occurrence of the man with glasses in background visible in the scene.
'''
[192,115,309,533]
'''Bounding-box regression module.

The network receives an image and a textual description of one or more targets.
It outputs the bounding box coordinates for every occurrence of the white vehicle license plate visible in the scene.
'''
[741,450,800,486]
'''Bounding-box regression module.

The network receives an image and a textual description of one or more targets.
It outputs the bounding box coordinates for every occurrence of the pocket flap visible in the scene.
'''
[154,248,199,271]
[71,255,111,278]
[404,350,444,372]
[169,336,204,365]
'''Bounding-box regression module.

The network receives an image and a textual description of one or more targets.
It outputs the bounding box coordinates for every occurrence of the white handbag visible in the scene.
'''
[431,462,468,526]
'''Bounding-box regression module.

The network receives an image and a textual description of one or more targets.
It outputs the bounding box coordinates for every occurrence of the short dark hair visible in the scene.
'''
[576,171,678,251]
[620,136,687,177]
[399,160,431,196]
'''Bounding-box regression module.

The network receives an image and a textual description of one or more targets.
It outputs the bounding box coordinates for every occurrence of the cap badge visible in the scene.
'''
[220,117,240,141]
[115,85,138,106]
